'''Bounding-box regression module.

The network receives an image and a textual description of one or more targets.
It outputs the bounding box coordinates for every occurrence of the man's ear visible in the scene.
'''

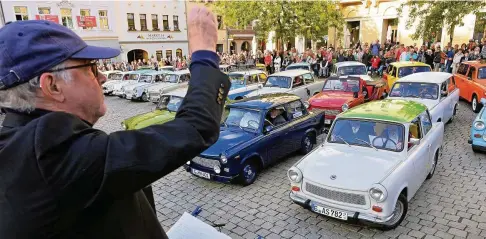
[39,73,65,102]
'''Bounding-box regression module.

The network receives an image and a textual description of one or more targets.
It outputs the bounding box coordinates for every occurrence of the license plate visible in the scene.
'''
[311,204,347,220]
[324,119,331,124]
[191,169,210,179]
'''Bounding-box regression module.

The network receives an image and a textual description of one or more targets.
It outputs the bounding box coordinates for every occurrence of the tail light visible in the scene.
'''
[291,186,300,192]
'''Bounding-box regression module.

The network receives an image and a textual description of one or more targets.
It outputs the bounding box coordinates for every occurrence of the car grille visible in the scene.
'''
[125,90,134,95]
[149,92,159,99]
[192,156,221,168]
[322,109,341,116]
[305,182,367,205]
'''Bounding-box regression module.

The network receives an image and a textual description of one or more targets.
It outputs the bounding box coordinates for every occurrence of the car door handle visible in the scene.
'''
[427,144,431,148]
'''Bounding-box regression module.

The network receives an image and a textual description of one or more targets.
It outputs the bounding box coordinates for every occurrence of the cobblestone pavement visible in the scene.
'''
[2,96,486,239]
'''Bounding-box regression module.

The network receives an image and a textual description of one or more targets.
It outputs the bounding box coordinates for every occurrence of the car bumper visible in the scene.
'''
[113,90,124,96]
[289,192,395,224]
[468,138,486,151]
[103,89,113,95]
[126,94,140,100]
[183,165,238,183]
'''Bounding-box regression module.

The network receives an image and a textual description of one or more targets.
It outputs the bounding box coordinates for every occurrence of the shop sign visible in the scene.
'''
[136,33,174,40]
[35,15,59,24]
[77,16,97,28]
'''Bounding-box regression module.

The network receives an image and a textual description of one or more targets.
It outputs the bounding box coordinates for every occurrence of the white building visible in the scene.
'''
[0,0,121,61]
[114,0,189,63]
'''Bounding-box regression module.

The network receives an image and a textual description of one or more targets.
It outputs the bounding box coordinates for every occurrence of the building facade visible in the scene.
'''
[1,0,121,61]
[114,0,188,63]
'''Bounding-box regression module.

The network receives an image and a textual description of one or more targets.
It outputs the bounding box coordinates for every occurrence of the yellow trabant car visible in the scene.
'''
[383,62,431,91]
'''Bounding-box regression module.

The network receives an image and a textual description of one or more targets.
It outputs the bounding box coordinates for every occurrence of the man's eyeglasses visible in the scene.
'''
[44,62,99,77]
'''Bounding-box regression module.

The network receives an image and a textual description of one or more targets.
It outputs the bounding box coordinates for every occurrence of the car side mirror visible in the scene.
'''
[468,77,472,81]
[258,84,263,89]
[409,138,420,146]
[367,71,372,75]
[264,125,274,133]
[331,73,337,77]
[481,98,486,105]
[303,101,310,109]
[382,92,388,98]
[323,128,329,134]
[441,90,448,97]
[353,92,358,98]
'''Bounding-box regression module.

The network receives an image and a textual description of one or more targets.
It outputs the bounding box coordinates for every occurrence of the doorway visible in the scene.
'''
[382,18,398,44]
[127,49,148,63]
[346,21,360,48]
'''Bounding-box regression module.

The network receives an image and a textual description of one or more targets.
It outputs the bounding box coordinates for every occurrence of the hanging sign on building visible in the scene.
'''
[77,16,97,28]
[137,33,174,40]
[35,15,59,24]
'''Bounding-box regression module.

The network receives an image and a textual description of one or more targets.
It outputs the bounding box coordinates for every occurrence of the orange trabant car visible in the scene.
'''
[454,60,486,112]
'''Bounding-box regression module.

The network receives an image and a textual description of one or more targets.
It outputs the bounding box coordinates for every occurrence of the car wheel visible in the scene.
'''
[379,194,408,231]
[426,150,439,179]
[472,95,482,113]
[238,160,258,186]
[447,104,457,124]
[300,133,315,155]
[142,93,148,102]
[472,146,481,153]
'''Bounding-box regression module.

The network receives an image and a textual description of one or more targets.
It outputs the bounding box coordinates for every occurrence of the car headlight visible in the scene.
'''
[186,161,190,165]
[369,184,388,202]
[342,103,349,112]
[213,165,221,174]
[288,167,302,183]
[144,88,149,93]
[474,121,485,130]
[220,154,228,164]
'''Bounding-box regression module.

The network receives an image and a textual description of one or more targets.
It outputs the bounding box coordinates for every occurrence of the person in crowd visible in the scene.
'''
[424,49,434,69]
[274,54,282,73]
[371,39,380,56]
[452,49,464,73]
[0,6,230,238]
[446,47,455,73]
[370,55,381,76]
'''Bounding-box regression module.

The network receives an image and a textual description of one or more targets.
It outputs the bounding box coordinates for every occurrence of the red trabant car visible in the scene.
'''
[308,76,387,126]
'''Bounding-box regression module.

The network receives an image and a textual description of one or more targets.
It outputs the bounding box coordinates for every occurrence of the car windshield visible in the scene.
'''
[107,73,118,80]
[128,74,139,80]
[398,66,430,78]
[322,78,360,92]
[166,74,179,83]
[157,95,183,112]
[223,108,261,131]
[161,67,174,71]
[338,65,367,76]
[286,65,308,70]
[390,82,439,100]
[112,73,123,80]
[264,76,291,88]
[229,73,246,90]
[479,67,486,79]
[139,75,153,83]
[328,119,405,152]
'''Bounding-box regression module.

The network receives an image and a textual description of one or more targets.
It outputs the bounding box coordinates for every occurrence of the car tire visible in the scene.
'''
[379,194,408,231]
[447,104,457,124]
[300,133,315,155]
[426,150,439,179]
[142,93,148,102]
[472,146,481,153]
[238,160,259,186]
[472,95,482,113]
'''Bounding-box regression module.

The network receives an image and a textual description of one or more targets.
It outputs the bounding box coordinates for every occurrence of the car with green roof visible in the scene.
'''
[123,70,172,101]
[288,99,444,230]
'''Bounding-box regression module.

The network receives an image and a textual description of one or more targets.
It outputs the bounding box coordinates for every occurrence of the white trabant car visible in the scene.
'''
[111,70,156,97]
[388,72,459,123]
[159,66,175,72]
[145,69,191,103]
[102,71,139,95]
[245,70,324,101]
[100,70,122,81]
[288,99,444,230]
[227,70,267,100]
[123,71,171,101]
[331,61,372,82]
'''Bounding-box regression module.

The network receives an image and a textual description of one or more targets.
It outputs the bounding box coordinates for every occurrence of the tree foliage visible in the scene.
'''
[399,0,485,43]
[211,0,343,48]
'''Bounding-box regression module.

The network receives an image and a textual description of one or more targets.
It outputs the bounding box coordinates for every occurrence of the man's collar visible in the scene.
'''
[1,108,93,129]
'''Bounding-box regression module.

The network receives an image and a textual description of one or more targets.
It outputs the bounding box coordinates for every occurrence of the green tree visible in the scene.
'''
[211,0,343,51]
[400,0,485,43]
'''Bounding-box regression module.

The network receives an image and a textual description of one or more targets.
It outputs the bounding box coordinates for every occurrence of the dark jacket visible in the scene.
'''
[0,65,230,238]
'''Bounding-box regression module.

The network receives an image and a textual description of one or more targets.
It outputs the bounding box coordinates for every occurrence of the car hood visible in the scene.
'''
[388,97,437,110]
[103,80,121,87]
[310,92,353,108]
[124,82,151,91]
[146,82,178,92]
[123,110,176,130]
[351,74,372,82]
[114,80,138,88]
[246,87,289,97]
[298,144,402,191]
[201,128,256,157]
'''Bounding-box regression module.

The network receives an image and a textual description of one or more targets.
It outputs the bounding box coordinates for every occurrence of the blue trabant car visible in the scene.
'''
[227,70,268,100]
[468,98,486,152]
[184,93,325,185]
[286,62,312,72]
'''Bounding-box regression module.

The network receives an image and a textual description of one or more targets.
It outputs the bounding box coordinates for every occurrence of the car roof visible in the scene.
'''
[396,72,452,84]
[339,99,427,123]
[228,70,266,75]
[160,66,174,69]
[219,64,230,68]
[229,93,301,110]
[335,61,366,67]
[141,71,165,76]
[390,61,431,67]
[288,62,310,66]
[270,69,311,77]
[101,70,122,74]
[461,60,486,67]
[167,69,190,75]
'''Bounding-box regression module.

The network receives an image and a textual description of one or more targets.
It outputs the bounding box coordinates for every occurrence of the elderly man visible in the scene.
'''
[0,6,230,239]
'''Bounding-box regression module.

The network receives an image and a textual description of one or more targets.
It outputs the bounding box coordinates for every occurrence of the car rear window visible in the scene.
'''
[398,66,431,78]
[478,67,486,79]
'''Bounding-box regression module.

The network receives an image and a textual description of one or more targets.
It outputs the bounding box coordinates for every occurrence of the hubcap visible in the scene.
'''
[473,99,477,110]
[385,199,404,226]
[304,137,311,150]
[243,165,255,179]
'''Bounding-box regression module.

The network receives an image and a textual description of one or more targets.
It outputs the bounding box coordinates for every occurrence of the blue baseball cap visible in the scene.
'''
[0,20,120,90]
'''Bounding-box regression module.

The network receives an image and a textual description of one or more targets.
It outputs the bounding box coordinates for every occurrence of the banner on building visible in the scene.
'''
[77,16,97,28]
[35,15,59,24]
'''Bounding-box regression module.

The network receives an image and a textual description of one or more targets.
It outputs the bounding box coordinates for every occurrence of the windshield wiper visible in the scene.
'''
[405,94,419,98]
[336,136,351,147]
[354,138,377,151]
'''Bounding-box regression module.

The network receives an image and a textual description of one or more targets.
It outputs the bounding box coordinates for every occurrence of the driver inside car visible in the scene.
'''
[267,107,287,126]
[373,124,403,150]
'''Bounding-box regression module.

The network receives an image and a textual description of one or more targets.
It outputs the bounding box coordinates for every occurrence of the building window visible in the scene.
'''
[217,15,223,30]
[173,15,179,31]
[156,50,163,61]
[38,7,50,15]
[60,8,73,28]
[14,6,29,21]
[80,9,91,29]
[163,15,169,31]
[99,10,109,29]
[140,14,148,31]
[166,50,173,61]
[152,14,159,31]
[127,13,135,31]
[176,48,182,59]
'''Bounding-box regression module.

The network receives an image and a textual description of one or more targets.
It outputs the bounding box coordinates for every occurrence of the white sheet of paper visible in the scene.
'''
[167,212,231,239]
